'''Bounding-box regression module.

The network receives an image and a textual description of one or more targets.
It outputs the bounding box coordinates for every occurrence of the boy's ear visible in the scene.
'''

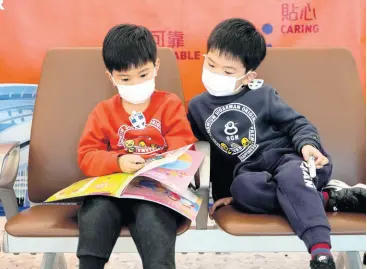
[106,70,116,86]
[155,58,161,75]
[242,71,257,85]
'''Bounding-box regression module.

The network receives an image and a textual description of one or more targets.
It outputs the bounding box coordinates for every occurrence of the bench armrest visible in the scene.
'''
[0,142,20,189]
[194,141,210,230]
[0,142,20,220]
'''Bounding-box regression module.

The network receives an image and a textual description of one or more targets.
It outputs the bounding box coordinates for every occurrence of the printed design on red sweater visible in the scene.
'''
[117,111,167,155]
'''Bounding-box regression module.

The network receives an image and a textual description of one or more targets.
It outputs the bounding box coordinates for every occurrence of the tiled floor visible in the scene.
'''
[0,217,364,269]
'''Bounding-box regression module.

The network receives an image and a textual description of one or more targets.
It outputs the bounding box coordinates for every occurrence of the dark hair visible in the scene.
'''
[102,24,157,73]
[207,18,266,71]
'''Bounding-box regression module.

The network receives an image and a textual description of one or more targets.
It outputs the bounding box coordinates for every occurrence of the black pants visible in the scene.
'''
[77,196,180,269]
[231,148,333,251]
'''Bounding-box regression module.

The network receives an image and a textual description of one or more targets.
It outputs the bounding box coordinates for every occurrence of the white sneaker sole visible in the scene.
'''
[323,179,366,190]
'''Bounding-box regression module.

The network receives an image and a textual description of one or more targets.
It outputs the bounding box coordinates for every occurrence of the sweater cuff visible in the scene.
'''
[106,152,121,173]
[297,138,321,154]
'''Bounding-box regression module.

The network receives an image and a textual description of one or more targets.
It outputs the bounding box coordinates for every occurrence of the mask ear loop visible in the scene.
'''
[233,72,249,93]
[110,74,119,87]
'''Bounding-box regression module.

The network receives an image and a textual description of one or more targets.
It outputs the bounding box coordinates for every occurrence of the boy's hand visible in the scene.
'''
[118,155,146,174]
[209,197,233,220]
[301,145,329,168]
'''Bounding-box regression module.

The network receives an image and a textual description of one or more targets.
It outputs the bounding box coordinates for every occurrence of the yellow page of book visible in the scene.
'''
[46,173,132,202]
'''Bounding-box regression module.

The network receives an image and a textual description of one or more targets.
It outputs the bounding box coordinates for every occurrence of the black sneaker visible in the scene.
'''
[323,180,366,213]
[310,255,336,269]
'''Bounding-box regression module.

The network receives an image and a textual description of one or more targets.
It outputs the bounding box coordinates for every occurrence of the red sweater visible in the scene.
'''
[78,91,197,176]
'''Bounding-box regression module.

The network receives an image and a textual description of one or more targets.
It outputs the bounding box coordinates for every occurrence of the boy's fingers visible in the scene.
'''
[210,200,224,215]
[209,206,217,218]
[209,208,213,215]
[130,156,145,164]
[132,163,145,170]
[136,156,146,163]
[210,204,217,213]
[314,155,326,164]
[316,164,323,169]
[124,163,144,173]
[224,198,233,206]
[317,159,329,168]
[314,159,323,166]
[209,207,215,216]
[314,158,323,168]
[315,157,328,168]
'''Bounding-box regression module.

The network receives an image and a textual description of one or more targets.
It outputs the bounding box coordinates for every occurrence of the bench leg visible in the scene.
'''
[336,253,345,269]
[55,253,68,269]
[40,253,67,269]
[344,251,364,269]
[336,252,364,269]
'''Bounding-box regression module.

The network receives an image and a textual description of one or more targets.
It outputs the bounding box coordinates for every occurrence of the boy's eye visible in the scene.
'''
[122,78,129,82]
[225,71,234,75]
[140,73,148,78]
[208,63,215,68]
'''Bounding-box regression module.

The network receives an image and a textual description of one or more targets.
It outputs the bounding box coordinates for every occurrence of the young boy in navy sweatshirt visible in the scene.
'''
[187,18,366,269]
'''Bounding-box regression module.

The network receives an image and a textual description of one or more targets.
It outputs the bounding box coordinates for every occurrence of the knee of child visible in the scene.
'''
[230,176,253,201]
[276,160,302,178]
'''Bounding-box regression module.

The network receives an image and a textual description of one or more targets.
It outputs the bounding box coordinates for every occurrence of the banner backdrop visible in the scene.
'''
[0,0,365,210]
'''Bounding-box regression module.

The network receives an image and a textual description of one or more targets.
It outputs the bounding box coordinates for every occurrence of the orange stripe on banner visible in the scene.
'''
[0,0,365,97]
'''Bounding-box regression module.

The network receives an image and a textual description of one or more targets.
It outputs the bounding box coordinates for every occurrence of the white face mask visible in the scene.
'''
[202,67,247,97]
[111,69,156,104]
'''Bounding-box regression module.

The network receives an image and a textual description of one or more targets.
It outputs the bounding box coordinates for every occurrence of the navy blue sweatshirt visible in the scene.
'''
[188,85,321,166]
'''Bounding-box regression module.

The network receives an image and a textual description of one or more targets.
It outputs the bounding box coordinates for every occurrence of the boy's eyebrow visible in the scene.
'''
[117,73,129,77]
[139,68,150,73]
[223,66,236,71]
[207,56,237,70]
[207,56,216,63]
[116,67,150,76]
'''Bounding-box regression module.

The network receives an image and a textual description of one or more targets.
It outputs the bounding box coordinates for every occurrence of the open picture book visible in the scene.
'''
[45,145,204,221]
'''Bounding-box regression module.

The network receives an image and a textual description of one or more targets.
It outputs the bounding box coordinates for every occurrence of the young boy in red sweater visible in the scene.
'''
[77,24,196,269]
